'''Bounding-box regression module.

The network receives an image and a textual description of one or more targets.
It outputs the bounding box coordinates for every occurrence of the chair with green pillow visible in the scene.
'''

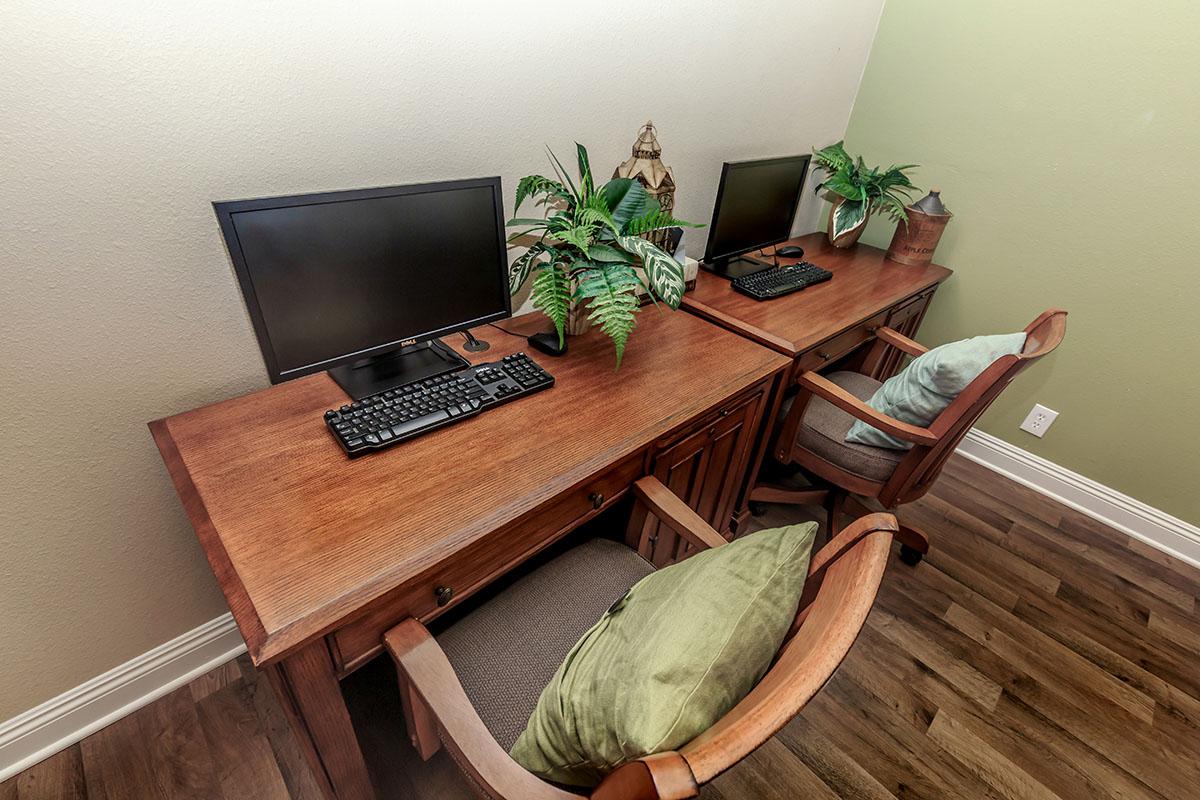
[383,474,899,799]
[750,308,1067,565]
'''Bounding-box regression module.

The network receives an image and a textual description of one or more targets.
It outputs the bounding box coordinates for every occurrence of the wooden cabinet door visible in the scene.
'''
[634,387,767,566]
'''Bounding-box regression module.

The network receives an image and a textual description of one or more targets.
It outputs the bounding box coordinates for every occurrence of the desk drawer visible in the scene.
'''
[328,453,643,675]
[794,311,887,376]
[889,288,935,328]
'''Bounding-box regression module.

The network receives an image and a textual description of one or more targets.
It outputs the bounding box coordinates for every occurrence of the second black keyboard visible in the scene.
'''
[731,262,833,300]
[323,352,554,457]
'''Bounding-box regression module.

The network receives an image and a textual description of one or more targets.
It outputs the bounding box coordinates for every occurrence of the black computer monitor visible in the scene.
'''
[701,155,812,278]
[214,177,510,399]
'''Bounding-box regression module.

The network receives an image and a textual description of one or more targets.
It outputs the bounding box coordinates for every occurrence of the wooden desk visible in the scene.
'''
[151,309,789,800]
[683,233,952,383]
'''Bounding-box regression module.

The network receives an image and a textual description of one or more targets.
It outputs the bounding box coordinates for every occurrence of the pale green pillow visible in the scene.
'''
[846,332,1026,450]
[509,523,816,787]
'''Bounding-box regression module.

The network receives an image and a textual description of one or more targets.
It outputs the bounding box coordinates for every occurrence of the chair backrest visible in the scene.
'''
[879,308,1068,506]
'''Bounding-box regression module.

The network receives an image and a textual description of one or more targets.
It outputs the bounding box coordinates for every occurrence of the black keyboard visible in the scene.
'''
[731,262,833,300]
[323,352,554,457]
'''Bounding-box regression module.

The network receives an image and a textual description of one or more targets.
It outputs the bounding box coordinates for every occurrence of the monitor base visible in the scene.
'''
[700,254,774,280]
[461,330,490,352]
[328,339,468,401]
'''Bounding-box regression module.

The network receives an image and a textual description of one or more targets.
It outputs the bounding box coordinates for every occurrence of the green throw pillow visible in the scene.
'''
[845,332,1026,450]
[509,522,817,787]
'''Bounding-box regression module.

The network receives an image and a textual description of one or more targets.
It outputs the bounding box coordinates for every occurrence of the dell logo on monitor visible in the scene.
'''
[400,338,417,347]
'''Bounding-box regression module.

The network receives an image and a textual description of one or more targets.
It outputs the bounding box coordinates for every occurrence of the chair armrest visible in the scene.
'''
[633,476,728,552]
[874,325,928,357]
[593,753,698,800]
[797,371,938,447]
[808,512,899,580]
[789,512,898,635]
[384,619,584,800]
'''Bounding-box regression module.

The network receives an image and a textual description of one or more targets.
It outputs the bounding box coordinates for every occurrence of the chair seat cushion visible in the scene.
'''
[791,371,905,482]
[509,522,817,787]
[436,538,655,752]
[846,332,1027,449]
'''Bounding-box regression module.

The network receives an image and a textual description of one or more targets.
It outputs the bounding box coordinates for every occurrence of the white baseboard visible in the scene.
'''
[0,613,246,782]
[957,429,1200,570]
[3,430,1197,782]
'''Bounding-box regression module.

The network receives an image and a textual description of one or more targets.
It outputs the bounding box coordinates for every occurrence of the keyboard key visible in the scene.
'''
[391,410,450,438]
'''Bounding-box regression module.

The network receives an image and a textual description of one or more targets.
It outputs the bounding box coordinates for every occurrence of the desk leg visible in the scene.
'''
[269,642,376,800]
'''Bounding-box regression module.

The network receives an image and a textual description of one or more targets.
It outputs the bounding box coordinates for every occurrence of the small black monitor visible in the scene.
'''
[214,178,510,399]
[702,155,812,278]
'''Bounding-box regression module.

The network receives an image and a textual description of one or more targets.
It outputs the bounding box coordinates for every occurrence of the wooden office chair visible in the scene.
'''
[749,308,1068,565]
[383,475,898,799]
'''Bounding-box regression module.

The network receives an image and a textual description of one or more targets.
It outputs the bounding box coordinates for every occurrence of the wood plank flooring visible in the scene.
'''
[4,455,1199,799]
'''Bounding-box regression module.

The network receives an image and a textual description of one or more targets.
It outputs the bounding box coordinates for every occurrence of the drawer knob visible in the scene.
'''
[588,492,605,509]
[818,351,832,360]
[718,408,730,417]
[434,586,454,607]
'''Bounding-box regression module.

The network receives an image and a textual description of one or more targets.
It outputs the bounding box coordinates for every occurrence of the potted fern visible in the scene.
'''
[507,143,699,366]
[812,141,918,248]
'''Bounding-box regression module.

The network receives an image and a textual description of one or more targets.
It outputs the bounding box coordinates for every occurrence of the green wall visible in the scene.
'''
[845,0,1200,524]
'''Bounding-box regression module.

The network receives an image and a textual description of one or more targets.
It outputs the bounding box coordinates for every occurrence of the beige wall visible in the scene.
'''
[845,0,1200,524]
[0,1,884,721]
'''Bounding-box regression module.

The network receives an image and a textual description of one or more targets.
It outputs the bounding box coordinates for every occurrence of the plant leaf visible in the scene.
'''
[576,142,594,199]
[622,208,703,236]
[812,141,852,174]
[587,242,634,263]
[531,260,572,347]
[553,225,593,256]
[576,191,620,236]
[601,178,654,232]
[617,235,686,308]
[832,198,869,240]
[514,176,568,210]
[506,217,550,228]
[508,242,545,295]
[546,147,579,201]
[506,228,544,244]
[577,263,640,367]
[822,173,867,202]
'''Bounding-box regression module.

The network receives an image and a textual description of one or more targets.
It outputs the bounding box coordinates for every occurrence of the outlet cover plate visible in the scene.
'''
[1020,404,1059,437]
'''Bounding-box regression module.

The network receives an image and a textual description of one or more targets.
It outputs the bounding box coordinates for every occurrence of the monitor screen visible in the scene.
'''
[215,179,510,382]
[703,156,811,262]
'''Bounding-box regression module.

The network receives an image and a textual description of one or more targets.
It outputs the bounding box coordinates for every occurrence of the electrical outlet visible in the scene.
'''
[1019,404,1059,438]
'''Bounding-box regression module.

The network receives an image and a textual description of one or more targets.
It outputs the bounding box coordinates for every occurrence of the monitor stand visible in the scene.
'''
[700,254,774,280]
[327,339,468,401]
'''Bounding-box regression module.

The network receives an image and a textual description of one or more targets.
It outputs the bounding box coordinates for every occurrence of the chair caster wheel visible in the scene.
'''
[899,544,923,566]
[748,502,767,517]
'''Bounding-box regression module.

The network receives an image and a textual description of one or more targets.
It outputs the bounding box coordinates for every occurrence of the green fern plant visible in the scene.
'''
[507,143,701,366]
[812,141,918,241]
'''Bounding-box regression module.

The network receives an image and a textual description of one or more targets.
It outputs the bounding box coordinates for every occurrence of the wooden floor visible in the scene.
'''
[5,455,1200,800]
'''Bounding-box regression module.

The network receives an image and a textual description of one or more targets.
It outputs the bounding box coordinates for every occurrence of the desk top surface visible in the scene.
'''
[683,234,953,357]
[151,309,789,663]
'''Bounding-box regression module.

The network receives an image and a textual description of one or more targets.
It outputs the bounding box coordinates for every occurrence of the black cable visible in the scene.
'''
[487,321,524,337]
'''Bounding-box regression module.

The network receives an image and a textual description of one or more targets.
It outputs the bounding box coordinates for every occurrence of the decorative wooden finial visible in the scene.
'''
[633,121,661,159]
